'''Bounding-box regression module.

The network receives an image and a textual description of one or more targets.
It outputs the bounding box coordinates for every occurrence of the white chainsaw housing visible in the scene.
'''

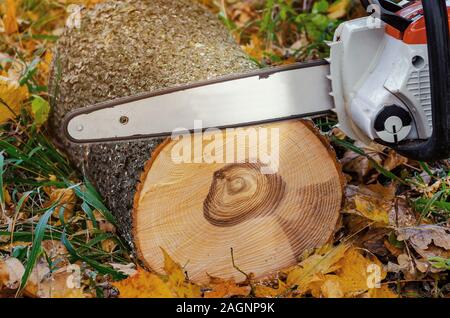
[329,17,432,144]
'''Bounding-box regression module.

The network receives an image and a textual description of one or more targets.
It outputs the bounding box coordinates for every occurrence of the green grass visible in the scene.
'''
[0,110,131,295]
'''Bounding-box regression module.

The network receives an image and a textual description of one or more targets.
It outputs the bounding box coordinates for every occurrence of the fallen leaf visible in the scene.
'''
[41,240,69,267]
[3,0,19,35]
[328,0,350,19]
[0,77,29,123]
[31,95,50,128]
[286,243,350,294]
[26,266,87,298]
[87,210,116,233]
[397,225,450,251]
[341,142,384,182]
[387,254,418,279]
[305,248,388,298]
[44,187,76,222]
[204,276,250,298]
[0,257,25,291]
[389,197,417,228]
[361,228,390,257]
[161,248,201,298]
[112,250,202,298]
[354,195,389,225]
[113,267,173,298]
[383,150,408,172]
[254,280,287,298]
[101,238,117,253]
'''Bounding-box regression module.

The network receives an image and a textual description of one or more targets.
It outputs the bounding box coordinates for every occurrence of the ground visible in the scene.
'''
[0,0,449,298]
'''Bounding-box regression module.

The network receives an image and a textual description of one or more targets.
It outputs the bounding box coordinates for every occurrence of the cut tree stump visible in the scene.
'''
[49,0,344,283]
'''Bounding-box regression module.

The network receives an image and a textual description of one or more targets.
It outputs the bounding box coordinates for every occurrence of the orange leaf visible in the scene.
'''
[204,276,250,298]
[3,0,19,35]
[113,268,173,298]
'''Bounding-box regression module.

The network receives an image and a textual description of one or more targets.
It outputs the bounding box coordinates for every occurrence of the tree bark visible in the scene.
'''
[49,0,344,283]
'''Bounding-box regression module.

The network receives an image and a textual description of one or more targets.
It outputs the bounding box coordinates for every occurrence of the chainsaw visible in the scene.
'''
[63,0,450,161]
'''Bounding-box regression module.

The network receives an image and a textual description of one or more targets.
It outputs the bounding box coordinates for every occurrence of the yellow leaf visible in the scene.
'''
[328,0,350,19]
[332,248,386,296]
[0,77,29,124]
[306,248,389,298]
[2,186,11,205]
[204,276,250,298]
[316,276,345,298]
[112,268,173,298]
[286,243,350,294]
[3,0,19,35]
[354,195,389,225]
[161,248,201,298]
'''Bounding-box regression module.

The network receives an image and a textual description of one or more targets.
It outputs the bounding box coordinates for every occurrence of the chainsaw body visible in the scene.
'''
[331,0,450,160]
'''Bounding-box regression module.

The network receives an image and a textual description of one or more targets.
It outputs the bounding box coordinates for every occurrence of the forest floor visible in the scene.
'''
[0,0,449,298]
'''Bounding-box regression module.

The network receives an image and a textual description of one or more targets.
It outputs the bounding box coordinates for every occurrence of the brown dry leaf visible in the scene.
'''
[26,267,87,298]
[161,248,201,298]
[286,243,350,294]
[113,267,173,298]
[389,197,417,228]
[387,253,418,279]
[0,257,25,291]
[44,187,76,222]
[229,2,256,28]
[3,0,19,34]
[341,141,384,182]
[204,276,250,298]
[0,77,29,123]
[41,240,69,267]
[87,210,116,233]
[328,0,350,19]
[397,225,450,252]
[361,228,390,257]
[383,150,408,171]
[361,183,396,201]
[364,285,398,298]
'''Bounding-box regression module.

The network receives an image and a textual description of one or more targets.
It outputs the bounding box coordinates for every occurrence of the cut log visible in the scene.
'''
[49,0,344,283]
[135,120,343,282]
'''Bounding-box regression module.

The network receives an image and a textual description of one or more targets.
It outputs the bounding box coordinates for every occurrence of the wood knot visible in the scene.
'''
[203,163,285,227]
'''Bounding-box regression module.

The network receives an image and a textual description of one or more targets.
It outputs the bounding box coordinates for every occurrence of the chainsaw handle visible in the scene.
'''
[394,0,450,161]
[360,0,411,31]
